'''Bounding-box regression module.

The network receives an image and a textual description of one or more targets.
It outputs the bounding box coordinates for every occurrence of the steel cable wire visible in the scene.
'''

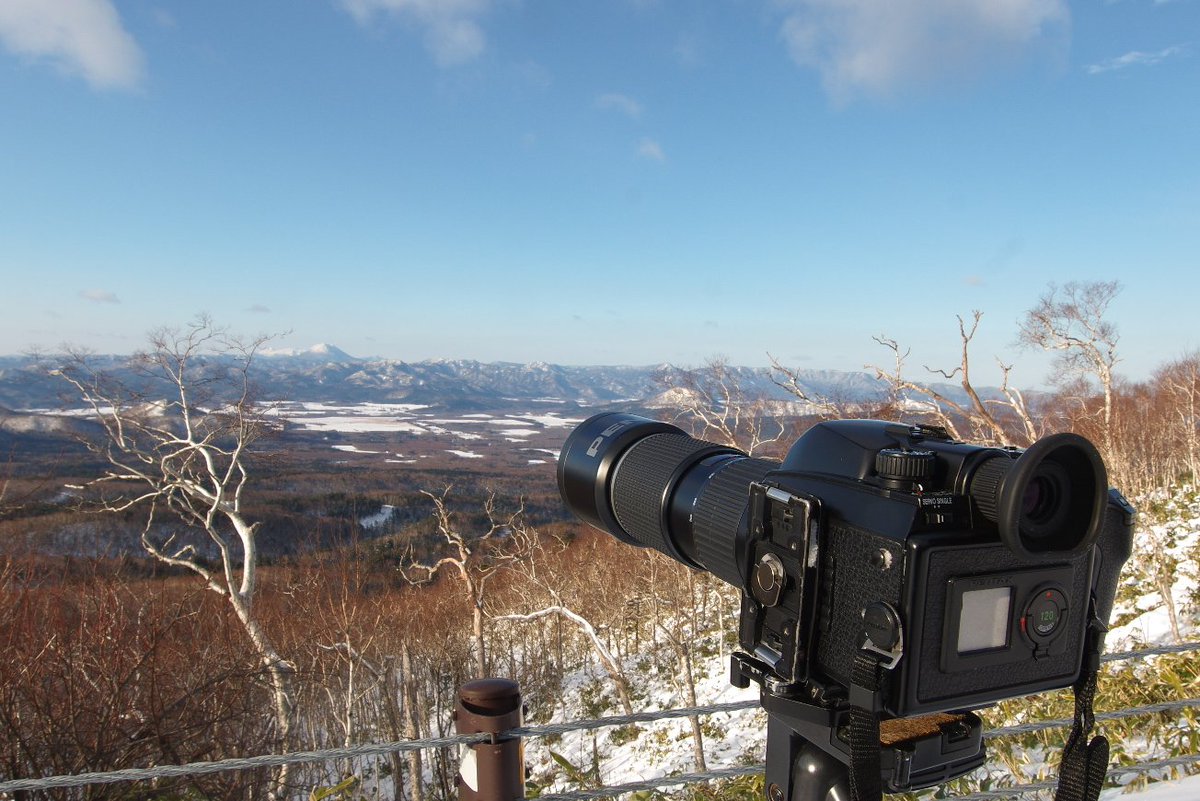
[2,643,1198,795]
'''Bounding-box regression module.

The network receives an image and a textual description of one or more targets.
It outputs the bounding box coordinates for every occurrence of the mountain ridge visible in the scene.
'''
[0,347,988,412]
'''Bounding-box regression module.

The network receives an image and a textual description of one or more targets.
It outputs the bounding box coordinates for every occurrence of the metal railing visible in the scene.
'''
[2,641,1198,798]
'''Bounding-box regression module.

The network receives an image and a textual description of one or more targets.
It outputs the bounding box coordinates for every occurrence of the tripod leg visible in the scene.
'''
[765,715,852,801]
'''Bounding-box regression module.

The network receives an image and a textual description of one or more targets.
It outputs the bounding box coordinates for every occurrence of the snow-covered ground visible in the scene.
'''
[1107,488,1200,650]
[523,487,1200,800]
[262,402,579,462]
[269,401,581,437]
[1109,773,1200,800]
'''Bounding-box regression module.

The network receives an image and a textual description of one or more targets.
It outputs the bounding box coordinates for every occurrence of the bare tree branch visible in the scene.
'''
[1018,281,1122,453]
[655,357,784,455]
[51,315,296,800]
[867,312,1038,447]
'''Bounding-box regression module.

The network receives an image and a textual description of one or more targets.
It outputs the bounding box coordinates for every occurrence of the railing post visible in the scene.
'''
[455,678,524,801]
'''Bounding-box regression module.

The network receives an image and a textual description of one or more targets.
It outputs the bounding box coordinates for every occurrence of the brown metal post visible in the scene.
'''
[455,678,524,801]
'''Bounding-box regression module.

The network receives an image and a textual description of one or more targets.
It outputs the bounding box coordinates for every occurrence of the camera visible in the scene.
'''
[558,412,1134,795]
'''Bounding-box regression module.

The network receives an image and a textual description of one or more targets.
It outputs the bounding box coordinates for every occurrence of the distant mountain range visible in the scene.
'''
[0,345,971,413]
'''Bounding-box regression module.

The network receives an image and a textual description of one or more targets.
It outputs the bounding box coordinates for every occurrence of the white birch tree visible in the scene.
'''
[1018,281,1122,455]
[401,488,535,678]
[54,316,297,800]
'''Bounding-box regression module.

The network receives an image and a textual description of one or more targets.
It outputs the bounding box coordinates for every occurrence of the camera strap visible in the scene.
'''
[1053,668,1108,801]
[848,650,886,801]
[1054,617,1109,801]
[849,631,1109,801]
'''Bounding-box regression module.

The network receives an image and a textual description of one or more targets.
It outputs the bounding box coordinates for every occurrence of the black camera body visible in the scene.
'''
[558,413,1135,723]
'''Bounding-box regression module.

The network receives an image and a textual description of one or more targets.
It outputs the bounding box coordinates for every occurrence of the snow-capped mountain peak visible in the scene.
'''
[260,343,359,362]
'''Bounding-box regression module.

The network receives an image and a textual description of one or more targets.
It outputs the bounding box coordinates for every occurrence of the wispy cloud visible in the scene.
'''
[80,289,120,304]
[340,0,490,67]
[247,304,271,314]
[637,137,665,161]
[1086,45,1186,74]
[0,0,145,90]
[778,0,1069,102]
[596,92,643,118]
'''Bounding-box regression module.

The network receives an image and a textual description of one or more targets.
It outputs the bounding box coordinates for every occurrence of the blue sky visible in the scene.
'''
[1,1,1196,387]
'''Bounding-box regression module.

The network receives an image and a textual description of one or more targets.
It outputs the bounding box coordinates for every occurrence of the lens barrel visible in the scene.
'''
[557,412,777,582]
[967,433,1107,559]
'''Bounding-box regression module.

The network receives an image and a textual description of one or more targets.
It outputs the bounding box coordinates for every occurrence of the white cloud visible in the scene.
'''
[1086,45,1186,74]
[637,137,665,161]
[0,0,144,90]
[340,0,490,67]
[778,0,1069,102]
[596,92,643,118]
[80,289,119,304]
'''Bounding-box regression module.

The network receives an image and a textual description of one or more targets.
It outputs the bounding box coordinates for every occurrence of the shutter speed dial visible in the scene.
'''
[876,449,936,485]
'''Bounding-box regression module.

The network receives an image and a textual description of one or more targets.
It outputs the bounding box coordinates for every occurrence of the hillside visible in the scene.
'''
[0,349,999,413]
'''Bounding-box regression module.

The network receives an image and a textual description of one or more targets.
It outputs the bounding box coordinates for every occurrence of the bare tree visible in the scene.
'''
[54,316,296,800]
[1018,281,1122,454]
[495,604,635,716]
[401,488,536,678]
[655,357,783,455]
[645,556,716,773]
[1156,352,1200,486]
[868,312,1039,447]
[767,354,854,420]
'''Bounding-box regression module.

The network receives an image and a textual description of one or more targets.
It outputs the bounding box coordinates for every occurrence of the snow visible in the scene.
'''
[446,450,484,459]
[259,403,577,455]
[505,413,582,428]
[359,504,395,529]
[1109,774,1200,800]
[298,416,428,434]
[259,343,359,360]
[331,445,382,454]
[1107,488,1200,650]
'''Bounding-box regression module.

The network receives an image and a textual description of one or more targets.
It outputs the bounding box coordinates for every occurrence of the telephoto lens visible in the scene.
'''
[557,412,778,586]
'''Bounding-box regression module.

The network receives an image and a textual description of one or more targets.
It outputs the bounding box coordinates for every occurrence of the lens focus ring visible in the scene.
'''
[610,433,726,557]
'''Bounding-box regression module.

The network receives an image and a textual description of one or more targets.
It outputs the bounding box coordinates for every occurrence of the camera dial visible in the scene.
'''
[1021,586,1068,646]
[875,449,935,489]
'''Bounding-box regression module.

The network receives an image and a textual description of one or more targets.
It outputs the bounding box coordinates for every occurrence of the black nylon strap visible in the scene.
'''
[1053,668,1109,801]
[849,651,884,801]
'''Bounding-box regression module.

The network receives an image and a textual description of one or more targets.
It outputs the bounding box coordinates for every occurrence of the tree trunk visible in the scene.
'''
[379,657,408,801]
[678,643,707,773]
[473,600,486,678]
[232,594,296,800]
[402,643,425,801]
